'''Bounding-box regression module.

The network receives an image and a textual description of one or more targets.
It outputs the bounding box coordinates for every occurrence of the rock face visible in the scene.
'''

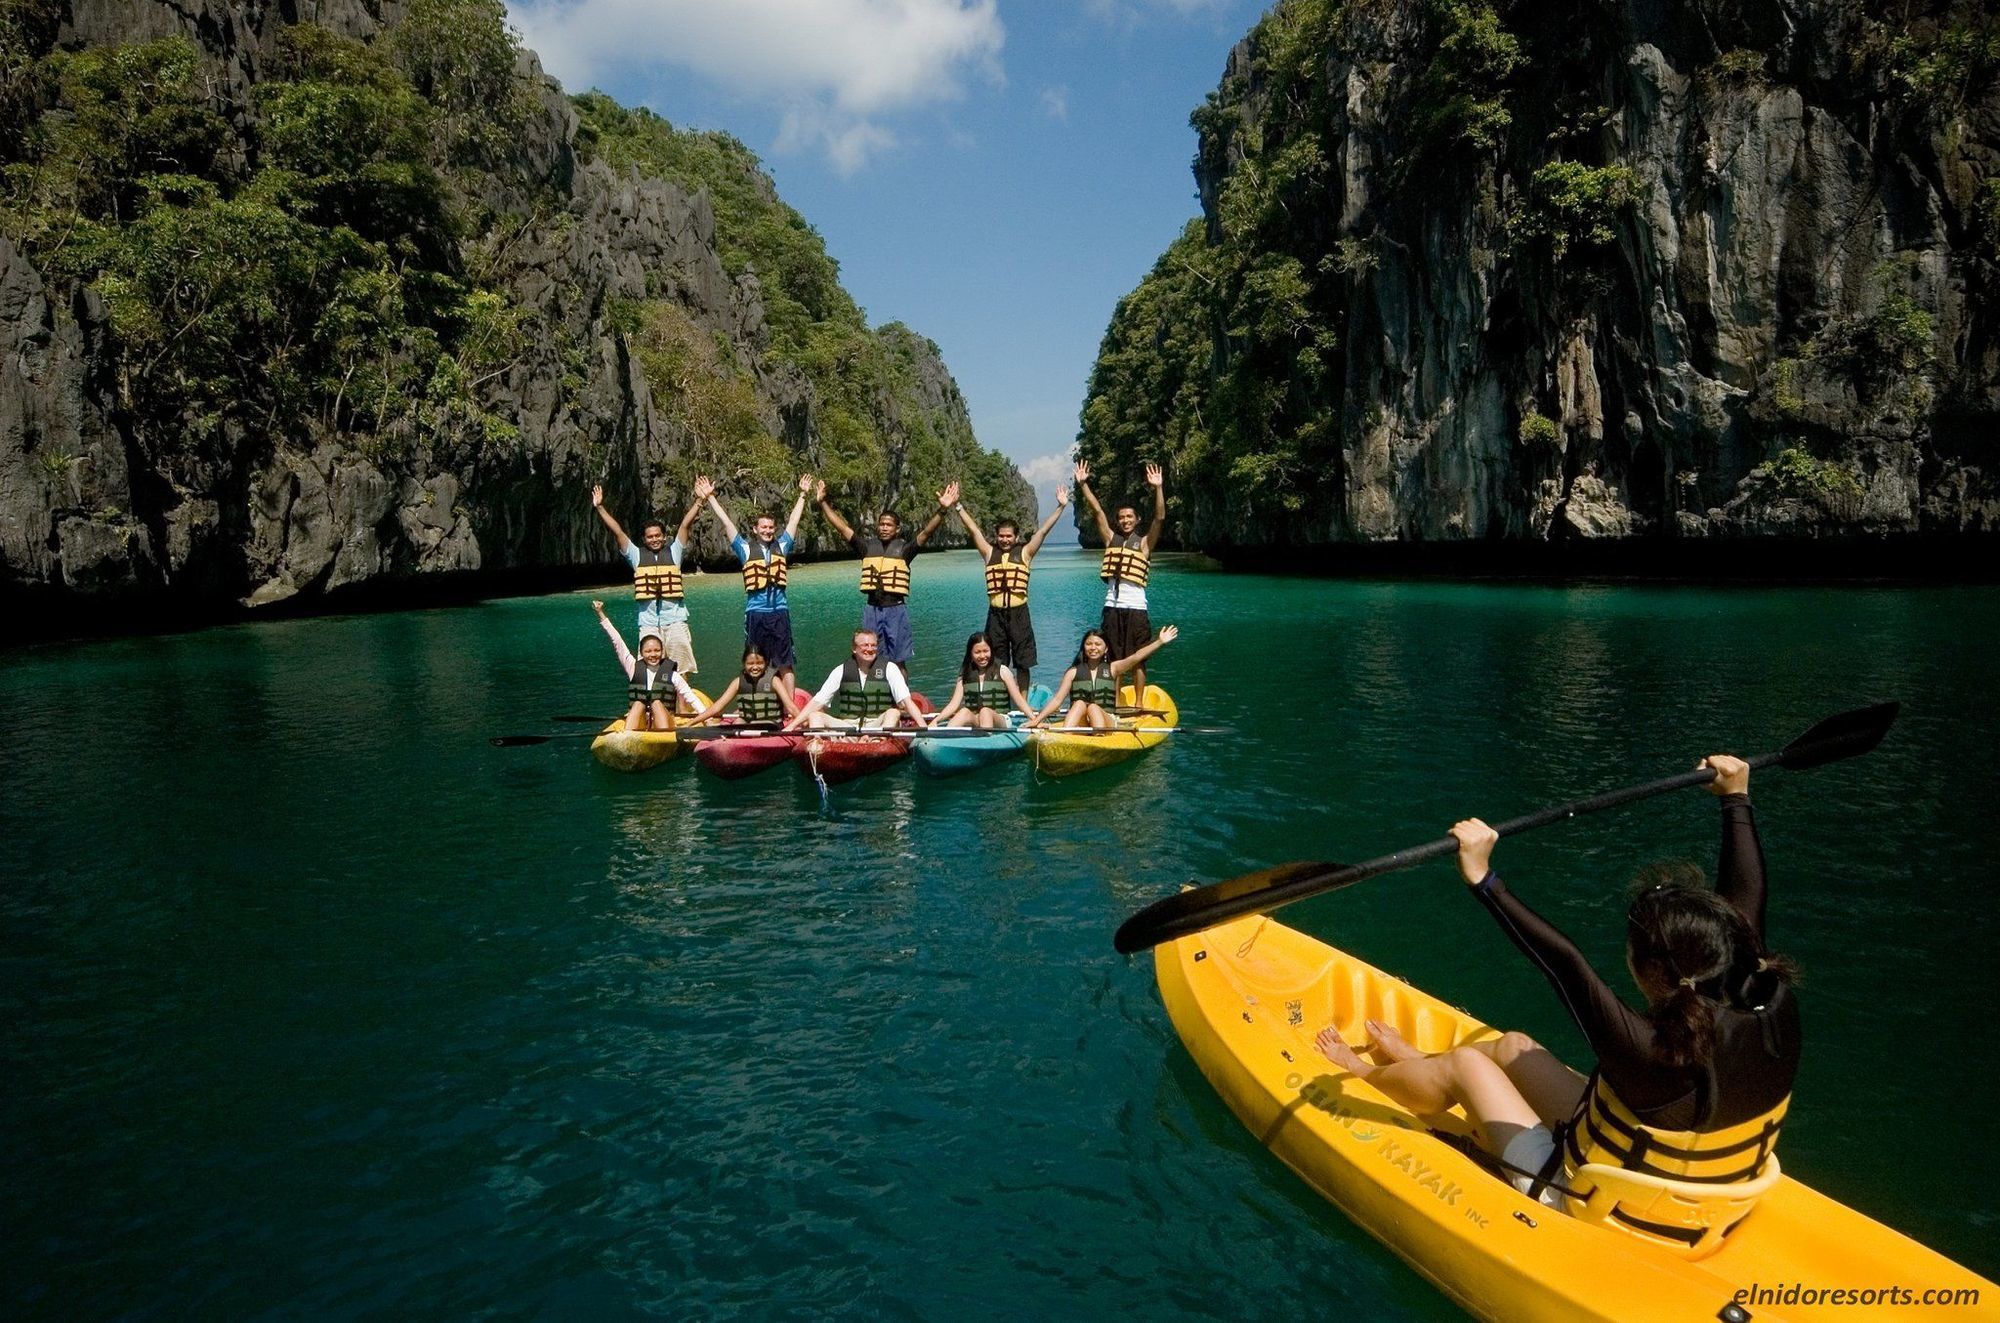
[1076,0,1998,558]
[0,1,1030,630]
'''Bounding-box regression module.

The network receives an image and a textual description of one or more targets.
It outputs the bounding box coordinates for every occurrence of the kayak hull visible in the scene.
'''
[913,730,1025,776]
[1156,913,1998,1322]
[588,689,711,772]
[913,684,1048,777]
[695,733,802,780]
[792,693,933,785]
[1030,685,1175,778]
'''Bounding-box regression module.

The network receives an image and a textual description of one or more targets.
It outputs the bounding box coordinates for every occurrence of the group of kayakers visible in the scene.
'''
[588,461,1177,735]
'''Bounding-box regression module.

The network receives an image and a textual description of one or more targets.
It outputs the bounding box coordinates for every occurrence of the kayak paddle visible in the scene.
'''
[492,723,767,747]
[1112,701,1899,956]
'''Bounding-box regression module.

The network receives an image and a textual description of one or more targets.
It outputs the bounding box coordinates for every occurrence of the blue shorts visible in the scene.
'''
[744,611,796,670]
[862,603,913,665]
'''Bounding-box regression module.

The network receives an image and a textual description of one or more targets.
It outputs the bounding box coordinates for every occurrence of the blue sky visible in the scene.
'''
[507,0,1266,528]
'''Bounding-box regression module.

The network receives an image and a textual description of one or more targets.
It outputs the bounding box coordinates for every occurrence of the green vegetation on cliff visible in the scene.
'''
[1079,0,1998,548]
[569,94,1028,525]
[0,0,1029,608]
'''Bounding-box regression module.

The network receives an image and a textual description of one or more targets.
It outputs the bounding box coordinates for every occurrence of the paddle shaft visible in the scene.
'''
[1112,702,1898,955]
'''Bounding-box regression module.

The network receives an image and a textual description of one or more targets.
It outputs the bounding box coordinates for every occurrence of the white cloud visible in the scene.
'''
[509,0,1005,171]
[1038,85,1069,122]
[1017,452,1073,485]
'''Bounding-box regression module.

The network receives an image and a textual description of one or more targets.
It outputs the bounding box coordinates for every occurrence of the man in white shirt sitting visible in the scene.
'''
[784,629,932,731]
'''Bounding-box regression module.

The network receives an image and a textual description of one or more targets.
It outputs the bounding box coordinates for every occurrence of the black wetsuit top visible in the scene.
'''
[1472,794,1800,1132]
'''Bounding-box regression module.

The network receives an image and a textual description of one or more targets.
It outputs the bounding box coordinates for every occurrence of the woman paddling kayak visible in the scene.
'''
[1029,625,1177,730]
[1314,754,1800,1252]
[687,643,799,727]
[932,633,1035,730]
[594,599,700,731]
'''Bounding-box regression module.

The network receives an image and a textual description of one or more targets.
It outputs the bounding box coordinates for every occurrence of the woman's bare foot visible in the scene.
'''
[1364,1019,1424,1063]
[1313,1027,1373,1076]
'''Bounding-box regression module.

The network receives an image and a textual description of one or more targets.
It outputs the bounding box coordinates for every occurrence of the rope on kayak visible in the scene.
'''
[806,738,832,814]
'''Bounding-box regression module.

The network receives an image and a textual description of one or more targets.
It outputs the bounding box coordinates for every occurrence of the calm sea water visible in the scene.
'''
[5,549,1997,1319]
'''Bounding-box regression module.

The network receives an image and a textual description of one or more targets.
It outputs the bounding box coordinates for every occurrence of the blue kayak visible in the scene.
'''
[912,685,1049,778]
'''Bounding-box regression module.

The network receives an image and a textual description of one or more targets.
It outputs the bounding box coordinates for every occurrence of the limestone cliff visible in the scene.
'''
[1077,0,1998,559]
[0,0,1031,630]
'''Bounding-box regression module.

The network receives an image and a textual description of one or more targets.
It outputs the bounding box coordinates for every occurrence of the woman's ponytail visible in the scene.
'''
[1627,872,1799,1068]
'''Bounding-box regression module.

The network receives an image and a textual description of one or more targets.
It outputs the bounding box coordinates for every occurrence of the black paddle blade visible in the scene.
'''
[551,715,615,724]
[1775,701,1899,771]
[1113,861,1350,955]
[491,734,558,747]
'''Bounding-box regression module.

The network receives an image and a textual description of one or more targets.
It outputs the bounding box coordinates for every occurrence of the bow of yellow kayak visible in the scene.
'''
[1156,913,1997,1322]
[1030,685,1176,778]
[588,689,711,772]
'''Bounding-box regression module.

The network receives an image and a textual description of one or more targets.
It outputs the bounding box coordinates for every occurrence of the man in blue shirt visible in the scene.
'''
[705,473,813,685]
[592,481,705,675]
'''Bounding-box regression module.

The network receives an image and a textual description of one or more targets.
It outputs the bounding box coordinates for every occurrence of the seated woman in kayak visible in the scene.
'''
[783,629,932,731]
[594,599,700,731]
[1029,625,1177,731]
[1313,754,1799,1239]
[688,643,798,727]
[932,632,1035,730]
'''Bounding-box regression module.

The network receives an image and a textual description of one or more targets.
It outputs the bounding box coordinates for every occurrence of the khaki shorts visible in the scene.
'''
[655,620,696,675]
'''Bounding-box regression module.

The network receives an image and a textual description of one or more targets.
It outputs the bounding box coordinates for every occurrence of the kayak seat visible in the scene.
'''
[1567,1153,1783,1261]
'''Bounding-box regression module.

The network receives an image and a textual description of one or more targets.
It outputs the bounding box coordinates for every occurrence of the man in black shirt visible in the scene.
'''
[816,479,951,665]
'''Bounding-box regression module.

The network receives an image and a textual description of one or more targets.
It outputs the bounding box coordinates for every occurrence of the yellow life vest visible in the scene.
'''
[1558,1073,1788,1260]
[859,555,912,599]
[1099,534,1149,589]
[633,547,683,602]
[742,546,788,594]
[985,548,1031,608]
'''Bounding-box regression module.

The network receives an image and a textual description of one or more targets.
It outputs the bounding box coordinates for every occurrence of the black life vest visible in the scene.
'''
[962,665,1006,712]
[1071,662,1117,707]
[628,657,679,706]
[834,655,897,720]
[984,547,1031,608]
[736,671,783,723]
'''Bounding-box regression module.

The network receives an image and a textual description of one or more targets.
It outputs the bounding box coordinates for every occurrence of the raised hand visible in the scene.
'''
[1145,462,1164,487]
[1055,484,1070,508]
[1073,459,1091,485]
[591,483,604,507]
[938,481,961,509]
[1449,818,1499,886]
[693,475,715,500]
[590,599,606,614]
[799,473,815,493]
[814,479,828,502]
[1700,754,1750,796]
[1157,624,1179,645]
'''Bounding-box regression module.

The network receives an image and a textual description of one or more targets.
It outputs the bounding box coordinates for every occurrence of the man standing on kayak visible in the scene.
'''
[704,474,812,687]
[814,480,952,667]
[592,481,706,675]
[948,483,1069,687]
[783,629,931,731]
[1074,459,1166,702]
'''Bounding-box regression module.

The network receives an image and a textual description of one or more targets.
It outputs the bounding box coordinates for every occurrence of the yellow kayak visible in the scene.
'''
[588,688,710,772]
[1030,685,1176,778]
[1157,912,1998,1322]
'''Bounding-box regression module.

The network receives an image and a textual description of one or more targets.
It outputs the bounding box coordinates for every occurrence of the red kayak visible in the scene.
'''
[694,732,802,780]
[791,695,931,785]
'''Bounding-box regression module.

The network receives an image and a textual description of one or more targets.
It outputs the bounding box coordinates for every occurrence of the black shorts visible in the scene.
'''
[984,604,1037,669]
[1101,606,1152,661]
[744,610,796,670]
